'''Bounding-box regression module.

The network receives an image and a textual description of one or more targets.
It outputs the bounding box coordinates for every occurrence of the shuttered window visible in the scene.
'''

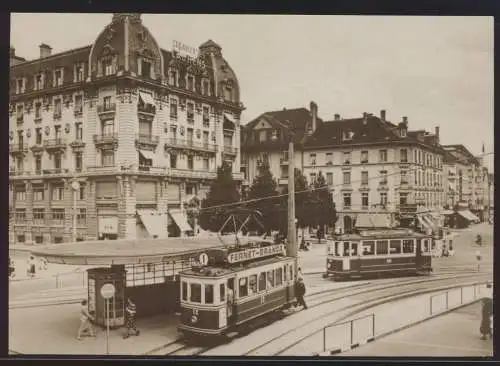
[167,184,180,202]
[95,181,117,198]
[136,181,157,201]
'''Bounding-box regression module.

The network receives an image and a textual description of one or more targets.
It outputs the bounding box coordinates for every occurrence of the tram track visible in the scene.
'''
[149,271,490,356]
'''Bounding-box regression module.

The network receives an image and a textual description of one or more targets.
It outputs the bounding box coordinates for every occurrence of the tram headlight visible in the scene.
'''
[191,315,198,324]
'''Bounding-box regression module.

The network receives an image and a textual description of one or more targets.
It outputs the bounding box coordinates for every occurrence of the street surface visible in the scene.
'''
[8,222,494,355]
[340,301,493,357]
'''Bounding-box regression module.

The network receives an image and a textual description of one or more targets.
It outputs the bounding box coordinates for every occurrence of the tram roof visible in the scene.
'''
[333,229,430,241]
[29,237,227,265]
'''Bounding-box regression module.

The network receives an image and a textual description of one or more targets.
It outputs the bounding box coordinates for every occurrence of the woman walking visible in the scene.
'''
[123,298,140,339]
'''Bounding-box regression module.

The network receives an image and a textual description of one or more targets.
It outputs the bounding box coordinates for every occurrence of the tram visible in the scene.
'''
[177,210,297,338]
[324,228,433,281]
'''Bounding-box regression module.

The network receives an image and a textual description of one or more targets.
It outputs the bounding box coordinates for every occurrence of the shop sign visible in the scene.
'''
[227,244,285,264]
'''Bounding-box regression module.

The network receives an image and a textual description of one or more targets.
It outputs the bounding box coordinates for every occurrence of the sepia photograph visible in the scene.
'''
[8,12,493,358]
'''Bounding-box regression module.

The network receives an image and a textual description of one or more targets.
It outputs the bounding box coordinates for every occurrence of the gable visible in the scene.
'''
[253,119,273,130]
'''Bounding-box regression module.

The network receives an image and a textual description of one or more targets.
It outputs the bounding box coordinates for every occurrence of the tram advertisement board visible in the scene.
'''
[227,244,286,264]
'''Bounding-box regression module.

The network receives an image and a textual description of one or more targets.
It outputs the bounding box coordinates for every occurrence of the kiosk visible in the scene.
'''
[88,266,126,328]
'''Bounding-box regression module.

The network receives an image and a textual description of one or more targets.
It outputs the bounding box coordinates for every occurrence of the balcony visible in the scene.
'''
[30,142,45,153]
[34,115,43,124]
[167,168,216,180]
[93,133,118,149]
[138,103,156,116]
[135,134,159,150]
[165,138,216,153]
[9,170,30,177]
[9,143,28,155]
[44,138,67,153]
[42,168,70,176]
[223,146,237,155]
[74,107,83,117]
[70,139,85,149]
[87,166,120,175]
[97,103,116,120]
[119,164,166,175]
[280,158,289,165]
[397,203,418,213]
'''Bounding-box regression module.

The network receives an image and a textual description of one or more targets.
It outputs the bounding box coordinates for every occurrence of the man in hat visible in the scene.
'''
[294,277,308,310]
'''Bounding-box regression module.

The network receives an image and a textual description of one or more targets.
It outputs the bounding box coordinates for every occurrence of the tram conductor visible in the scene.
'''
[294,277,308,310]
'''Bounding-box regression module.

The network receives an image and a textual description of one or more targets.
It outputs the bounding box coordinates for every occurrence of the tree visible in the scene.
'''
[247,162,281,234]
[282,168,312,241]
[309,171,338,241]
[199,161,240,232]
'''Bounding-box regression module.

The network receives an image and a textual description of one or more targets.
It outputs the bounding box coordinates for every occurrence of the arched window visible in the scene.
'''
[224,86,233,102]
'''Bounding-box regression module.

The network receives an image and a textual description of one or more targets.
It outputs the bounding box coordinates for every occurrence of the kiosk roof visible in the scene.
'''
[30,237,226,265]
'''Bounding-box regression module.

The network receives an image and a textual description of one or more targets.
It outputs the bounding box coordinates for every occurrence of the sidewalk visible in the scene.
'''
[340,301,493,357]
[9,303,181,355]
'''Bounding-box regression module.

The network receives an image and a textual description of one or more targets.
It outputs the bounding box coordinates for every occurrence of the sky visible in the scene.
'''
[10,13,494,171]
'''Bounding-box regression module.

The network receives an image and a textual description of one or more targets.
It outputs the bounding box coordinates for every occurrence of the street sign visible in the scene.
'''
[100,283,116,299]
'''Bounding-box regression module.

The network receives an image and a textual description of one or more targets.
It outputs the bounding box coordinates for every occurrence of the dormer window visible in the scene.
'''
[202,79,210,96]
[141,59,152,78]
[16,78,25,94]
[102,59,114,76]
[35,74,43,90]
[169,70,178,86]
[75,63,84,82]
[309,153,316,166]
[187,75,195,91]
[54,69,63,86]
[224,86,233,102]
[400,128,407,137]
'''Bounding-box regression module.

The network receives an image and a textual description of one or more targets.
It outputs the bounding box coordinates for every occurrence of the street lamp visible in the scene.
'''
[272,130,297,275]
[71,180,80,242]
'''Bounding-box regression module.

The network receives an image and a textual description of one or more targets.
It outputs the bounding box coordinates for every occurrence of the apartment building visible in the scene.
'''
[9,13,243,245]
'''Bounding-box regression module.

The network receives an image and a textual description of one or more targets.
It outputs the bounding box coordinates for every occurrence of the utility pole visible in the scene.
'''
[287,139,297,276]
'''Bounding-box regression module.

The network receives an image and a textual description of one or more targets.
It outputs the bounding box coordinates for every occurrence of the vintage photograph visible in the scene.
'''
[8,13,493,357]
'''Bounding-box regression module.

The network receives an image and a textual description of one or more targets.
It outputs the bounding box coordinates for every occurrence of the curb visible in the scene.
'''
[313,297,485,356]
[9,297,83,310]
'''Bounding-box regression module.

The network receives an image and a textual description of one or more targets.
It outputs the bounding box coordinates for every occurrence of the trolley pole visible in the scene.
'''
[287,139,297,276]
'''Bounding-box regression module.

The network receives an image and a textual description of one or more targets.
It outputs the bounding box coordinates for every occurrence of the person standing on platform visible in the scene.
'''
[227,284,234,321]
[123,298,140,339]
[77,300,96,340]
[294,277,308,310]
[480,295,493,340]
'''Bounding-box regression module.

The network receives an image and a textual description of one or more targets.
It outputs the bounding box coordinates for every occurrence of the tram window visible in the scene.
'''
[402,239,414,253]
[343,242,350,256]
[389,240,401,254]
[219,283,225,303]
[182,281,188,301]
[362,241,375,255]
[284,264,288,281]
[205,284,214,304]
[276,267,283,286]
[248,274,257,294]
[351,242,359,256]
[190,283,202,303]
[239,277,248,297]
[289,264,294,281]
[423,239,430,252]
[267,270,275,288]
[258,272,266,292]
[376,240,389,255]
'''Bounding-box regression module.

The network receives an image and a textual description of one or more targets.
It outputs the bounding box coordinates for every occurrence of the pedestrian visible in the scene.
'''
[480,296,493,340]
[294,277,308,310]
[9,257,15,279]
[476,250,482,272]
[77,300,96,340]
[123,298,140,339]
[27,256,36,278]
[297,267,303,280]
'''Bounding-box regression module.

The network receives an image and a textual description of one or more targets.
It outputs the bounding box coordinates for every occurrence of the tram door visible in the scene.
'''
[349,242,361,275]
[226,277,236,324]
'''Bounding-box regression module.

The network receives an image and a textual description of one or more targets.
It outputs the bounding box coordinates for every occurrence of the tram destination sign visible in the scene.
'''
[226,244,286,264]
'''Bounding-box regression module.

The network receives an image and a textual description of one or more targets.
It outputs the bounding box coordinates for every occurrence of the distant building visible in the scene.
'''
[9,13,244,245]
[242,106,446,232]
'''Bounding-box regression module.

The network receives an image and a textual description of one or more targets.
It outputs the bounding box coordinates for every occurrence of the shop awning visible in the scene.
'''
[458,210,480,222]
[169,211,193,232]
[139,149,156,161]
[355,213,392,228]
[423,215,437,228]
[139,91,155,106]
[137,209,168,238]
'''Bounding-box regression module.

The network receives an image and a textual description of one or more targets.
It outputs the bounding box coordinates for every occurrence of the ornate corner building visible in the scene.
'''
[9,13,244,245]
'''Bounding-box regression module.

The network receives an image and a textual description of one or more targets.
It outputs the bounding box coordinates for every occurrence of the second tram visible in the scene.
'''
[325,228,433,280]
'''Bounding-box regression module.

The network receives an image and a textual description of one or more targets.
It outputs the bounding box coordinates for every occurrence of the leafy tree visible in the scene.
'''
[246,162,281,234]
[199,161,240,232]
[282,168,312,241]
[308,171,338,241]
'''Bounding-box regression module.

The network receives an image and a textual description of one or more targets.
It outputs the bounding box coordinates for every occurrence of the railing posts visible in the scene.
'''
[430,296,433,316]
[372,313,375,338]
[460,287,463,305]
[323,326,326,352]
[350,319,354,345]
[445,291,449,310]
[55,274,60,289]
[474,284,477,299]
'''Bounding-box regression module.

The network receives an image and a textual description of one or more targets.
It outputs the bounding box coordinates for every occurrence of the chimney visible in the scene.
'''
[309,101,318,134]
[402,116,408,126]
[380,109,386,122]
[39,43,52,59]
[435,126,440,143]
[363,112,368,125]
[334,114,340,121]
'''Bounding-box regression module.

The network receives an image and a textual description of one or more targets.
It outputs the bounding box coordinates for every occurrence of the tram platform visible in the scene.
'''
[339,300,493,357]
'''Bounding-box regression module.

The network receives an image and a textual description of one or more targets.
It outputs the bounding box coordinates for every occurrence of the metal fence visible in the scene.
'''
[429,283,484,316]
[10,268,88,290]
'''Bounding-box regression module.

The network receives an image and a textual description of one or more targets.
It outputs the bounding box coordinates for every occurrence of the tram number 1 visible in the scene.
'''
[260,294,265,304]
